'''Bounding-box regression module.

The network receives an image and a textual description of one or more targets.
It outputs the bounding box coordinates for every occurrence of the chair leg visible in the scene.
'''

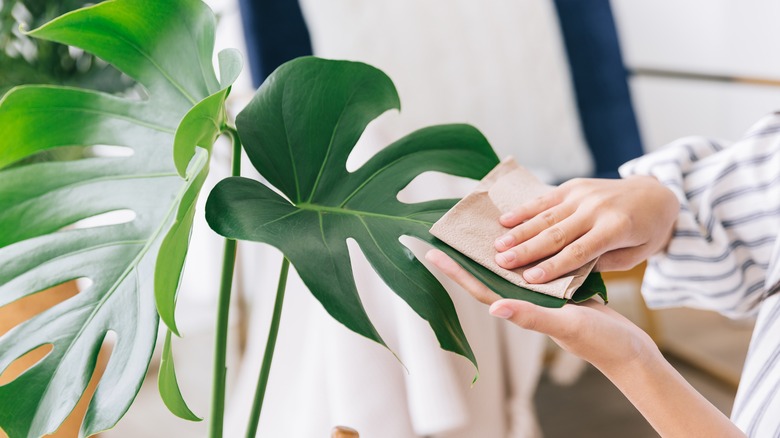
[331,426,359,438]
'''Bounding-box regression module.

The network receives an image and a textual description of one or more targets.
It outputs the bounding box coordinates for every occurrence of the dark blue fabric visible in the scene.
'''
[552,0,644,178]
[237,0,313,87]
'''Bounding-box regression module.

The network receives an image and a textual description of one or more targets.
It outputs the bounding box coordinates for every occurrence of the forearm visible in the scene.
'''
[427,250,746,436]
[619,125,780,318]
[600,347,745,438]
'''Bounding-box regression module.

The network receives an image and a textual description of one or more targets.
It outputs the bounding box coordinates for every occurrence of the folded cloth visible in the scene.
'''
[430,158,596,300]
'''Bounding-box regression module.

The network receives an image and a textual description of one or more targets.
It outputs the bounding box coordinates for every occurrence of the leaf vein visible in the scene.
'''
[15,106,176,134]
[307,81,364,202]
[281,81,301,201]
[4,171,180,214]
[111,33,200,106]
[356,216,446,311]
[338,154,406,208]
[19,153,206,413]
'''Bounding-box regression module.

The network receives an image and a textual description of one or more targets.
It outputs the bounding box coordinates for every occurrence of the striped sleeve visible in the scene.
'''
[618,113,780,318]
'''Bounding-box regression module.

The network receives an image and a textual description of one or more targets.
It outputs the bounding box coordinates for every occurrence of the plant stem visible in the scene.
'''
[245,257,290,438]
[209,127,241,438]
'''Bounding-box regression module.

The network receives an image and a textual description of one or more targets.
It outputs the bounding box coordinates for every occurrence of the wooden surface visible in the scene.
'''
[331,426,359,438]
[0,282,108,438]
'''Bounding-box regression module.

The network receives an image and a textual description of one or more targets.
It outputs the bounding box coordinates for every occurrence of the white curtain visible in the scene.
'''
[226,1,592,437]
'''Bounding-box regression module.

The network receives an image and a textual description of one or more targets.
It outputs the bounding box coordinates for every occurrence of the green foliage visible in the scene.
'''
[206,57,607,371]
[159,331,202,422]
[0,0,239,436]
[0,1,607,436]
[0,0,132,96]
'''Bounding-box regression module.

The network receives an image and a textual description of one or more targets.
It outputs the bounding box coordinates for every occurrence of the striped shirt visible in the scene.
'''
[619,113,780,437]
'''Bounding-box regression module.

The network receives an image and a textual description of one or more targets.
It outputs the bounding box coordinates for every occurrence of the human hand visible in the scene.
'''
[426,248,745,437]
[493,175,679,283]
[425,249,660,374]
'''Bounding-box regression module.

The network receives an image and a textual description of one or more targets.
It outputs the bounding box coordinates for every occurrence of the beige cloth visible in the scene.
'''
[430,158,596,300]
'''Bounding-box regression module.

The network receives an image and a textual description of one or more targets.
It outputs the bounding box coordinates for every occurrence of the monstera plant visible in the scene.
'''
[0,0,606,437]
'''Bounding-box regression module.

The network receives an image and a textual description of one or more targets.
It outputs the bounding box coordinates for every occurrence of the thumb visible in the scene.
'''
[489,299,570,338]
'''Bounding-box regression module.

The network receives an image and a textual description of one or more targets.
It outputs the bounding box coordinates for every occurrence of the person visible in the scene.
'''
[428,111,780,437]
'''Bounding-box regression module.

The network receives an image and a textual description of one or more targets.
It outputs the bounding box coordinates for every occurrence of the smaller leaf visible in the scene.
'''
[158,330,202,422]
[571,271,608,303]
[156,48,243,336]
[173,49,242,177]
[154,190,200,337]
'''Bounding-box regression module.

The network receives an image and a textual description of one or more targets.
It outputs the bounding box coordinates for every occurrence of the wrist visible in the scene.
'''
[595,330,663,380]
[628,174,680,255]
[594,333,744,437]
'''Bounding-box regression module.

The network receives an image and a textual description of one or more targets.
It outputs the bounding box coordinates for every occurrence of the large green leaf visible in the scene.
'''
[0,0,239,436]
[206,57,489,368]
[206,58,608,372]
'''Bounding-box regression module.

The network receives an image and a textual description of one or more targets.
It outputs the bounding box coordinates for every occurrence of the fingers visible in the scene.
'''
[425,249,501,305]
[521,230,610,283]
[488,299,574,340]
[494,203,575,252]
[495,214,589,269]
[498,189,565,228]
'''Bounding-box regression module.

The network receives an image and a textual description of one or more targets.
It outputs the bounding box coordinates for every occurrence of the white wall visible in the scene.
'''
[611,0,780,151]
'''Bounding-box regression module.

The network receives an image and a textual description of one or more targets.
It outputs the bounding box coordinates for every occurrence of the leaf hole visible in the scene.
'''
[52,333,114,436]
[344,111,402,173]
[76,277,94,292]
[84,145,134,158]
[66,209,137,230]
[397,171,479,203]
[5,145,89,168]
[5,143,134,170]
[101,330,118,357]
[0,280,81,337]
[0,344,53,386]
[344,238,389,316]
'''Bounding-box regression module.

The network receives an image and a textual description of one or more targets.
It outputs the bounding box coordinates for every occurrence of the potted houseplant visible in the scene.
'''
[0,1,606,437]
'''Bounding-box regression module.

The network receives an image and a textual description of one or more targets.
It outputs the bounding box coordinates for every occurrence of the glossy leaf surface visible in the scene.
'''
[206,58,488,368]
[0,0,238,436]
[207,57,606,371]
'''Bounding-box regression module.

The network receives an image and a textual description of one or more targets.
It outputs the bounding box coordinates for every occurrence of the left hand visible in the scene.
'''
[425,249,659,374]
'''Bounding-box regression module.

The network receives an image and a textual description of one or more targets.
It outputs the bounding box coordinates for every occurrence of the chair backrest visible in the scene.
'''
[238,0,644,178]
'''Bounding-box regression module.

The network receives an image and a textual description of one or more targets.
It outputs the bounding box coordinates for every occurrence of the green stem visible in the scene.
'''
[245,257,290,438]
[209,126,241,438]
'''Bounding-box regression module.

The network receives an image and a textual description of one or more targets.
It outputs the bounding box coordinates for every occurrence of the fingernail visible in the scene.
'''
[524,267,544,282]
[490,304,513,319]
[500,212,514,222]
[495,235,514,249]
[496,252,515,265]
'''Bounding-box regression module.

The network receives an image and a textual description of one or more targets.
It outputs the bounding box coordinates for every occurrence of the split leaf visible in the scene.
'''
[0,0,238,435]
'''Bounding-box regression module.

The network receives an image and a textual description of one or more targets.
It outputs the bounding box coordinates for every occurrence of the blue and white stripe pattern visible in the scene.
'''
[620,113,780,436]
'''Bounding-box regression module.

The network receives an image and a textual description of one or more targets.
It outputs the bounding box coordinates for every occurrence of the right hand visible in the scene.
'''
[493,175,679,284]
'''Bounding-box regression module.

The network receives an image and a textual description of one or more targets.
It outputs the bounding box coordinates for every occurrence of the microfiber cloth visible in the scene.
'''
[430,158,596,299]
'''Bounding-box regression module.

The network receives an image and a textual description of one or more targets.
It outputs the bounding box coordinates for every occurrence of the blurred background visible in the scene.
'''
[2,0,778,437]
